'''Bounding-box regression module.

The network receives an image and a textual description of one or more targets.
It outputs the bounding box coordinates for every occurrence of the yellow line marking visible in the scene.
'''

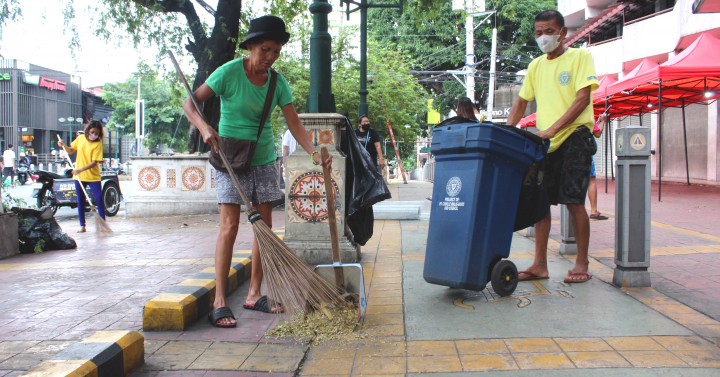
[651,221,720,243]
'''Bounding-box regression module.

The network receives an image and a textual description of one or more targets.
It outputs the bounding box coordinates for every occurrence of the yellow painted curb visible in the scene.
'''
[24,330,144,377]
[142,253,251,331]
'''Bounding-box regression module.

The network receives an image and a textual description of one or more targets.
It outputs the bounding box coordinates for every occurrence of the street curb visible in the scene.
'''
[23,330,144,377]
[142,251,252,331]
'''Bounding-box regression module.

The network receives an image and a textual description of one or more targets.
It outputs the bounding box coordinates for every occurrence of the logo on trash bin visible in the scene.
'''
[446,177,462,197]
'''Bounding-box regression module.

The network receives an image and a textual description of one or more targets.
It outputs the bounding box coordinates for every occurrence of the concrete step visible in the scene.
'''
[373,201,423,220]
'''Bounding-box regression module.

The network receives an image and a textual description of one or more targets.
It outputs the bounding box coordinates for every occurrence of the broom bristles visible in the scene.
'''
[252,219,346,317]
[93,211,113,233]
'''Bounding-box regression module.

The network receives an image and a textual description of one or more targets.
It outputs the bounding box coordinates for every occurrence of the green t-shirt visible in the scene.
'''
[205,58,293,166]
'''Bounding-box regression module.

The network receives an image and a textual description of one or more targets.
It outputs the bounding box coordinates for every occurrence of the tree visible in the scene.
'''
[0,0,21,32]
[369,0,554,114]
[102,64,189,153]
[5,0,310,152]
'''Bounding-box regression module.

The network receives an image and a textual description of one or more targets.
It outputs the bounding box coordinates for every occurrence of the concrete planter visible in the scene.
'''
[0,213,20,259]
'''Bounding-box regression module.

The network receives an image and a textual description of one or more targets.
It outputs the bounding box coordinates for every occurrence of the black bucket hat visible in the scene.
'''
[239,15,291,50]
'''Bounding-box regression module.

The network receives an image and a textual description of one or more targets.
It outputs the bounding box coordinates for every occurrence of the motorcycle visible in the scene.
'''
[16,161,31,185]
[31,168,123,216]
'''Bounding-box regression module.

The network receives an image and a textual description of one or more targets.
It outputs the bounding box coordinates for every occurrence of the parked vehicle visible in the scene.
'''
[31,168,123,216]
[16,161,31,185]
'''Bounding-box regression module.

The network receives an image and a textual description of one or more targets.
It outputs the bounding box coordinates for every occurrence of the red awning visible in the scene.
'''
[596,32,720,118]
[565,4,625,46]
[592,74,618,103]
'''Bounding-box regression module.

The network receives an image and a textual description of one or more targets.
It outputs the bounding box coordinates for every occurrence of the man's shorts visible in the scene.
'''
[590,160,596,178]
[545,126,597,205]
[215,164,283,205]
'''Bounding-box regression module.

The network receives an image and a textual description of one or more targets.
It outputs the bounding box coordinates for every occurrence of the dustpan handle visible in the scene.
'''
[321,147,341,264]
[321,147,345,291]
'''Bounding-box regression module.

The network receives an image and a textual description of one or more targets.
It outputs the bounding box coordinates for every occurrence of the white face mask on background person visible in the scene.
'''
[536,34,561,53]
[88,134,98,141]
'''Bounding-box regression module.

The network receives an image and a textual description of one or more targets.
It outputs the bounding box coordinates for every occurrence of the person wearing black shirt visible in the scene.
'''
[355,114,385,171]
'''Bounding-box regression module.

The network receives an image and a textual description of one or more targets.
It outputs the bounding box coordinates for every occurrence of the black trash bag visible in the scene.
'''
[492,124,550,231]
[12,207,76,253]
[339,117,391,245]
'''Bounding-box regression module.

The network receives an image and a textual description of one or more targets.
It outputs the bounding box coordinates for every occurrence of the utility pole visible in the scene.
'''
[487,25,497,121]
[451,0,496,113]
[464,3,475,100]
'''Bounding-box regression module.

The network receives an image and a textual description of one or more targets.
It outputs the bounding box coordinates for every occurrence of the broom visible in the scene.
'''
[57,135,113,233]
[168,51,346,316]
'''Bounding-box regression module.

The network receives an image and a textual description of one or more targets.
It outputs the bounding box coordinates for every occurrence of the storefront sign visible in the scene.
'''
[478,107,512,118]
[22,72,40,85]
[0,72,10,81]
[39,76,67,92]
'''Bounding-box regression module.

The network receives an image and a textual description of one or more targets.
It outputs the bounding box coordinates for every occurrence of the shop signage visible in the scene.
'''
[478,107,512,118]
[22,72,40,85]
[0,72,10,81]
[39,76,67,92]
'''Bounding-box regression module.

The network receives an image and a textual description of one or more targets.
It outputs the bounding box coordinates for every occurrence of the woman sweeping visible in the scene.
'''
[182,15,330,328]
[57,120,106,233]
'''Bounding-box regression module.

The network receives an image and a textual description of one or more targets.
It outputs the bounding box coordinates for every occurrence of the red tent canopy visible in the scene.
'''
[593,75,618,117]
[606,59,659,98]
[517,113,536,128]
[597,32,720,118]
[593,74,617,102]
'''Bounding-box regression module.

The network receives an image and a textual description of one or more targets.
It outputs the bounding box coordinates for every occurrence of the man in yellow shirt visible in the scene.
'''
[508,10,598,284]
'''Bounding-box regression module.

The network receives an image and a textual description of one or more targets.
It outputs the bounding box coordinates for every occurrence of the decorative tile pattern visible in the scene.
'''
[286,171,339,223]
[210,169,215,189]
[138,167,161,191]
[181,166,206,191]
[167,169,176,188]
[318,129,334,145]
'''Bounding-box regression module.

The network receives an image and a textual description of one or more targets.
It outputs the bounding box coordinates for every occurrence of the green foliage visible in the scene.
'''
[102,63,189,153]
[2,192,27,212]
[0,0,21,31]
[368,0,554,113]
[33,238,45,254]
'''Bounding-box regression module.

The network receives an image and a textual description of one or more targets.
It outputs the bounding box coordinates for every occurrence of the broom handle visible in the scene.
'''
[168,51,255,213]
[57,135,97,210]
[321,147,344,289]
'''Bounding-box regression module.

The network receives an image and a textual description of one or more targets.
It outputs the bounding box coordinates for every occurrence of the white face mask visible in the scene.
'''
[536,34,561,53]
[88,134,98,141]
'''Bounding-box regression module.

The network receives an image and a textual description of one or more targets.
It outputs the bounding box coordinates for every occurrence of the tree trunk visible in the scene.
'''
[186,0,241,153]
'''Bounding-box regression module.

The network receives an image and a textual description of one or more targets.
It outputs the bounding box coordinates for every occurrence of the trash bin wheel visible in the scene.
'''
[490,260,518,297]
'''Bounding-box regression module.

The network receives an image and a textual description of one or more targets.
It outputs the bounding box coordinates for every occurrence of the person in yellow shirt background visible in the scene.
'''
[58,120,106,233]
[508,9,598,284]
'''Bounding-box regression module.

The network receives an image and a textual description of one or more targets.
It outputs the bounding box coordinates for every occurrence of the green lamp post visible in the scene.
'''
[308,0,337,113]
[340,1,402,116]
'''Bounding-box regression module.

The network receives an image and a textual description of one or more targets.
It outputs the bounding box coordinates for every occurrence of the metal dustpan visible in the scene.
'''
[314,147,367,320]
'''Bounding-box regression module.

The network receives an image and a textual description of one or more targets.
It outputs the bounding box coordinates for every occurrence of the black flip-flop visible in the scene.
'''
[243,296,284,314]
[207,306,237,328]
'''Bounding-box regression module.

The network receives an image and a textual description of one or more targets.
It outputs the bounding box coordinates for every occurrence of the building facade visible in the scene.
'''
[559,0,720,183]
[0,59,85,160]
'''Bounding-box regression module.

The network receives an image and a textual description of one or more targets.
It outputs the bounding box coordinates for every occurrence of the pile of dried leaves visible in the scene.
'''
[267,304,365,346]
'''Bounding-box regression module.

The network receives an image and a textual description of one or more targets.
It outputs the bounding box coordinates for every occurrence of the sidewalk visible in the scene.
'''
[0,179,718,375]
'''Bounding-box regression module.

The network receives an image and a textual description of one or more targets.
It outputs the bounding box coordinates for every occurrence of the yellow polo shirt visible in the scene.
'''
[519,48,598,152]
[70,135,103,182]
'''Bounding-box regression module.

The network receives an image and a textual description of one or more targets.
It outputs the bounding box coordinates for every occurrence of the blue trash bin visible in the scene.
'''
[424,122,545,295]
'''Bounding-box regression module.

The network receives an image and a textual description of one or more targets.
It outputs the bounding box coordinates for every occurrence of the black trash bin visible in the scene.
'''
[423,121,545,296]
